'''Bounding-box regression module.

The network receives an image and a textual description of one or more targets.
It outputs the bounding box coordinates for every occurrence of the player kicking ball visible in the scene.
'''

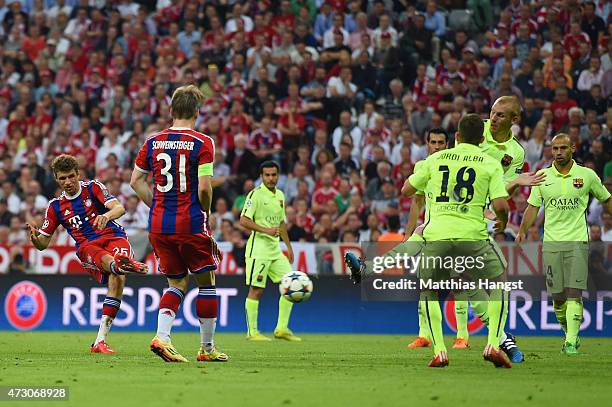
[131,85,228,363]
[240,161,300,341]
[27,154,148,354]
[517,134,612,355]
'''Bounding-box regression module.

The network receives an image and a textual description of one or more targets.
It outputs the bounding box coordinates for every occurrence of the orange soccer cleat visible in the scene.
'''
[483,344,512,368]
[407,337,431,348]
[91,340,115,354]
[428,351,449,368]
[452,338,470,349]
[113,253,148,275]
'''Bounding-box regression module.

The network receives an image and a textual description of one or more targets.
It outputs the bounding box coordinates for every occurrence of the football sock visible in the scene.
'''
[275,295,294,331]
[466,289,490,325]
[554,301,568,333]
[422,293,446,355]
[454,299,469,340]
[466,290,511,345]
[245,298,259,336]
[109,261,119,275]
[487,289,508,348]
[95,296,121,344]
[196,286,218,351]
[157,287,184,342]
[566,298,583,345]
[417,300,429,339]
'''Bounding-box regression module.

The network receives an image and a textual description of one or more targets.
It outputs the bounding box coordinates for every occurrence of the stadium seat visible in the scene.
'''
[448,9,474,33]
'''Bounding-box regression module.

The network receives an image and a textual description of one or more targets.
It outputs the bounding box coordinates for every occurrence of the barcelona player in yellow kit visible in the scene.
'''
[240,161,299,341]
[403,114,513,367]
[517,134,612,355]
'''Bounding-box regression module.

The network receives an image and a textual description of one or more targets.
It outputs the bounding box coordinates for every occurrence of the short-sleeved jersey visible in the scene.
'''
[409,143,508,241]
[39,180,126,247]
[413,160,426,196]
[527,160,611,242]
[241,184,286,260]
[479,119,526,184]
[135,127,215,234]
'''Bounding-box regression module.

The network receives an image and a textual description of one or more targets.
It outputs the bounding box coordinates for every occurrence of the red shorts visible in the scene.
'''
[77,236,134,284]
[149,232,222,279]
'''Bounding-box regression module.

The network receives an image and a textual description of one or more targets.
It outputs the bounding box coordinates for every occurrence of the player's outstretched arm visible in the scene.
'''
[516,204,539,243]
[491,197,509,235]
[279,222,294,263]
[26,223,51,251]
[505,171,546,195]
[404,194,424,239]
[130,170,153,207]
[93,200,126,230]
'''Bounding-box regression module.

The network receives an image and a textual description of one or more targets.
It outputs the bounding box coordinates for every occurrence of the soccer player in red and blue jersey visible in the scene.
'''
[26,154,148,354]
[130,84,228,363]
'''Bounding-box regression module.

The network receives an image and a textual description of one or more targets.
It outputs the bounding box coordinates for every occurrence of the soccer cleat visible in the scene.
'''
[344,252,365,284]
[113,253,148,275]
[149,336,188,362]
[196,346,229,362]
[483,344,512,368]
[90,340,114,354]
[428,351,449,368]
[500,332,524,363]
[274,329,302,341]
[562,342,579,356]
[407,337,431,348]
[452,338,470,349]
[246,333,272,341]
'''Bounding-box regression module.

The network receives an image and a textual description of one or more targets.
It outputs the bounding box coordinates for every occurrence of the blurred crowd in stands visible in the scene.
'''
[0,0,611,258]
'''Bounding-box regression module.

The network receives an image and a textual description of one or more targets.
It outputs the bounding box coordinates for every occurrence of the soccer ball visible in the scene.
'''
[279,271,313,303]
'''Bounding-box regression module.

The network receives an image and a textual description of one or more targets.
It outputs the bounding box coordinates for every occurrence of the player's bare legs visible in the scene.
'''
[195,271,228,361]
[553,288,582,355]
[150,276,189,362]
[245,286,271,341]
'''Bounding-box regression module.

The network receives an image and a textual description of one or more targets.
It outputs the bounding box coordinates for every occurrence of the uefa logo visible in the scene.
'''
[443,298,484,335]
[4,281,47,330]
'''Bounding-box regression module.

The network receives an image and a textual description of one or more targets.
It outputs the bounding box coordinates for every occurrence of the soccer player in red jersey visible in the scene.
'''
[26,154,148,354]
[130,84,228,363]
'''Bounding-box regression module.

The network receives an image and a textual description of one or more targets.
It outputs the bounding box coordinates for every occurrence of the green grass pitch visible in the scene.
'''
[2,332,612,407]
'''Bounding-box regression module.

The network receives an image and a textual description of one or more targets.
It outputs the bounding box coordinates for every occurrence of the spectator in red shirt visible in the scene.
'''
[312,170,340,216]
[22,24,45,61]
[550,87,577,132]
[278,99,306,150]
[564,21,591,60]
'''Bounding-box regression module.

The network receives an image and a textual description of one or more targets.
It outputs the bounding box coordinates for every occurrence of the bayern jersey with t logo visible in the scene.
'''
[134,127,215,234]
[39,180,127,247]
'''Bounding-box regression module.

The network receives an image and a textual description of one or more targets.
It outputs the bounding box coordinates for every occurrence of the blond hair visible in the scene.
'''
[494,95,521,118]
[171,85,205,120]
